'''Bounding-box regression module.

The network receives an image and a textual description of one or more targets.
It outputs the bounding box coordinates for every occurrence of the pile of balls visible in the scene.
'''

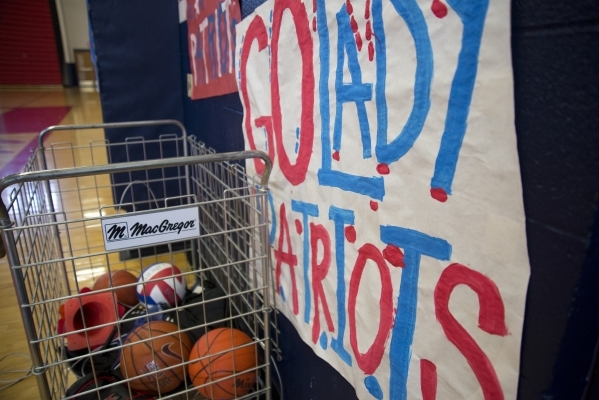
[63,262,257,399]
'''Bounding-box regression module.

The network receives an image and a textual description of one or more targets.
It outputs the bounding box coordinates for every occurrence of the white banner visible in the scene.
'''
[101,207,200,251]
[236,0,530,398]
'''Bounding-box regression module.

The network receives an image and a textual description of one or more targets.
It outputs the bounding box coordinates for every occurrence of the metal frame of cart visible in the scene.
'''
[0,120,278,400]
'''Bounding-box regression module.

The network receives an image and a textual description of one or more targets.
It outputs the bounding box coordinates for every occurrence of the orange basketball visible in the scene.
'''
[188,328,257,400]
[92,270,139,307]
[120,321,192,394]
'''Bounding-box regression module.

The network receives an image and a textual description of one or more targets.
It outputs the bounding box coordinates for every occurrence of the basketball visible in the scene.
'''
[188,328,257,399]
[92,270,139,307]
[137,263,187,308]
[119,321,192,395]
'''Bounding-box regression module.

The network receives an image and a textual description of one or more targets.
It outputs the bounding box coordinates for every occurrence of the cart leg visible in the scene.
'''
[264,312,272,400]
[1,228,52,399]
[259,191,272,400]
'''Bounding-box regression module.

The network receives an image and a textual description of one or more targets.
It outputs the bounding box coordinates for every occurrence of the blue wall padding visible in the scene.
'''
[241,0,268,19]
[90,0,599,397]
[88,0,185,208]
[512,0,599,397]
[275,312,358,399]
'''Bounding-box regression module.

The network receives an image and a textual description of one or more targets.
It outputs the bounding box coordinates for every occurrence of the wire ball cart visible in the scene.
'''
[0,121,279,399]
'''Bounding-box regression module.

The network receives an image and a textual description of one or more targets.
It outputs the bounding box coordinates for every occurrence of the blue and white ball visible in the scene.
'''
[136,263,187,308]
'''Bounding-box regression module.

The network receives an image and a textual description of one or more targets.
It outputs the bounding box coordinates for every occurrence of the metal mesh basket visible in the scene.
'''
[0,121,276,400]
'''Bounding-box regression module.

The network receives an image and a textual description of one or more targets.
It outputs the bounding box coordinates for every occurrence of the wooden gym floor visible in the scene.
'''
[0,87,104,399]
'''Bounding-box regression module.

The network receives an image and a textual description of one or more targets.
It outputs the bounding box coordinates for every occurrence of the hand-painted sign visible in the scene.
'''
[186,0,241,99]
[236,0,529,398]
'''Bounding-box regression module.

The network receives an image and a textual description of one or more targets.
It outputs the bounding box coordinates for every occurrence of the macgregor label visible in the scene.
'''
[101,206,200,251]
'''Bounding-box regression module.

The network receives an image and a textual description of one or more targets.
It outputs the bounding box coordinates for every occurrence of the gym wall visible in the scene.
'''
[89,0,599,398]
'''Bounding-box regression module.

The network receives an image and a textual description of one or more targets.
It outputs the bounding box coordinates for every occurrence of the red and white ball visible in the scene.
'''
[136,263,187,308]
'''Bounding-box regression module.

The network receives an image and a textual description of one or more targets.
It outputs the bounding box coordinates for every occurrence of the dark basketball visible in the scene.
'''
[119,321,191,394]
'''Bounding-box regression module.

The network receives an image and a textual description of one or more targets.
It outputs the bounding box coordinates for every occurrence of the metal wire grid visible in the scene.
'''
[188,137,279,360]
[3,150,70,397]
[42,133,189,277]
[0,122,274,400]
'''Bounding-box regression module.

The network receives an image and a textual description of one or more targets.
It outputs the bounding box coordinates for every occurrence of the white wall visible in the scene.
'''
[55,0,90,63]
